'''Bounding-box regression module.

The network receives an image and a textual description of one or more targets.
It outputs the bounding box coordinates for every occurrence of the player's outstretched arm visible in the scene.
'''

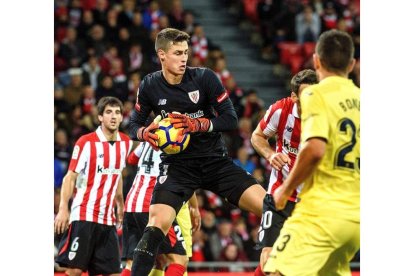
[251,124,291,171]
[54,170,77,234]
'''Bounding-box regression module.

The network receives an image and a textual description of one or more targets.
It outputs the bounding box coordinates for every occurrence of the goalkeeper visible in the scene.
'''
[128,27,266,276]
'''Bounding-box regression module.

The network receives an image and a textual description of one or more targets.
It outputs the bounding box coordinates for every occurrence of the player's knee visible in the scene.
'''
[65,268,83,276]
[133,226,166,260]
[260,247,272,268]
[166,253,189,267]
[124,259,133,270]
[239,184,265,216]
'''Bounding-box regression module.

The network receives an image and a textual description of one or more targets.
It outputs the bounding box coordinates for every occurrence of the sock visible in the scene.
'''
[165,263,186,276]
[255,265,265,276]
[131,226,165,276]
[149,268,164,276]
[120,268,131,276]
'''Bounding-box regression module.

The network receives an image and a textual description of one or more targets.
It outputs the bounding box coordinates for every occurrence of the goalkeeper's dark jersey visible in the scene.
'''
[128,67,238,159]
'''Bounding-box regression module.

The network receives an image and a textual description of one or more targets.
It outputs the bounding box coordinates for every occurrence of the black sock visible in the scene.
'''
[131,226,165,276]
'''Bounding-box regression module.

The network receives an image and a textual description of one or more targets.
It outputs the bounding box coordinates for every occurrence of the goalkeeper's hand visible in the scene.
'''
[137,115,162,150]
[168,112,211,134]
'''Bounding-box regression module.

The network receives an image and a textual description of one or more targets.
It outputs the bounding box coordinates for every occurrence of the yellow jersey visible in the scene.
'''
[297,76,360,222]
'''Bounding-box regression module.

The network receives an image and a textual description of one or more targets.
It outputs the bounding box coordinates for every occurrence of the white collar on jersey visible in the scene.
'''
[292,103,300,118]
[96,126,121,142]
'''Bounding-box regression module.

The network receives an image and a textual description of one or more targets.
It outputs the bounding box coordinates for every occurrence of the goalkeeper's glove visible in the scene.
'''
[168,112,211,134]
[137,115,161,150]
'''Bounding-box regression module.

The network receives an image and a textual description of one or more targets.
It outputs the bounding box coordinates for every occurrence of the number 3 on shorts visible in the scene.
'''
[276,234,291,252]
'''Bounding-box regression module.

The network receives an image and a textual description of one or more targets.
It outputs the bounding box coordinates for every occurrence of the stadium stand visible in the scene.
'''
[54,0,360,273]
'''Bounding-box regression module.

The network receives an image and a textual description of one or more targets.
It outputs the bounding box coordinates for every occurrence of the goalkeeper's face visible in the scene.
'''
[99,105,123,132]
[161,41,189,76]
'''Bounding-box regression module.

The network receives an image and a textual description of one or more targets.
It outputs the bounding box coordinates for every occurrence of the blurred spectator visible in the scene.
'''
[218,243,249,271]
[142,0,164,30]
[60,26,86,67]
[321,2,338,32]
[79,85,96,114]
[104,8,120,42]
[127,72,141,101]
[54,128,72,171]
[99,44,122,74]
[168,0,185,30]
[82,55,104,90]
[120,100,134,131]
[213,57,232,87]
[158,14,170,30]
[233,146,256,174]
[118,0,136,28]
[92,0,109,26]
[128,11,152,52]
[225,76,244,118]
[68,0,83,27]
[209,220,244,261]
[242,89,264,119]
[243,225,261,262]
[54,158,64,189]
[295,5,321,44]
[201,210,217,236]
[191,24,209,64]
[110,60,129,102]
[95,75,117,102]
[183,10,196,35]
[55,41,68,75]
[86,24,107,57]
[252,166,267,186]
[55,87,72,116]
[78,9,95,40]
[64,68,85,105]
[273,1,299,42]
[191,230,214,263]
[256,0,278,47]
[117,27,132,55]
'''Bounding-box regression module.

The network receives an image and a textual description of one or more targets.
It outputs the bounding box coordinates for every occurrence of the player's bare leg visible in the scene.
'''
[65,268,83,276]
[131,203,176,275]
[258,247,272,273]
[238,184,266,217]
[165,253,188,275]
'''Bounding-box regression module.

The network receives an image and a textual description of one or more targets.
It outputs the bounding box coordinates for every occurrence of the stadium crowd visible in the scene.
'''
[54,0,360,272]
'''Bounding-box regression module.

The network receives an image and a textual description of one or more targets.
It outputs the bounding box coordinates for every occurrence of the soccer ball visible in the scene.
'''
[155,118,190,154]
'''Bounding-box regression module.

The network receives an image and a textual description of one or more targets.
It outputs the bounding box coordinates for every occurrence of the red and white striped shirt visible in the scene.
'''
[124,142,161,213]
[68,127,133,225]
[259,97,302,202]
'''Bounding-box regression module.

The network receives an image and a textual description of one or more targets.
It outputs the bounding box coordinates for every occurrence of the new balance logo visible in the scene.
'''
[285,126,293,132]
[158,99,167,105]
[98,154,104,158]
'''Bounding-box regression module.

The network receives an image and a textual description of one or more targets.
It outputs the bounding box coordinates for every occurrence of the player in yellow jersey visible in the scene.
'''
[264,29,360,276]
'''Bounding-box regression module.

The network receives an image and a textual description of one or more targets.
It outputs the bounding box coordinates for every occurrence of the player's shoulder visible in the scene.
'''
[141,70,163,88]
[76,132,97,145]
[187,66,216,80]
[272,97,294,111]
[118,132,132,142]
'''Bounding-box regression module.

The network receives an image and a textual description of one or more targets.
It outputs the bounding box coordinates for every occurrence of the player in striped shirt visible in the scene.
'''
[121,141,201,276]
[251,69,318,276]
[264,29,360,276]
[54,96,133,275]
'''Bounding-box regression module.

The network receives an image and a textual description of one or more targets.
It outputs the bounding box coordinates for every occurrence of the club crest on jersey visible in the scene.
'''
[72,145,80,160]
[68,252,76,260]
[159,175,167,184]
[188,90,199,104]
